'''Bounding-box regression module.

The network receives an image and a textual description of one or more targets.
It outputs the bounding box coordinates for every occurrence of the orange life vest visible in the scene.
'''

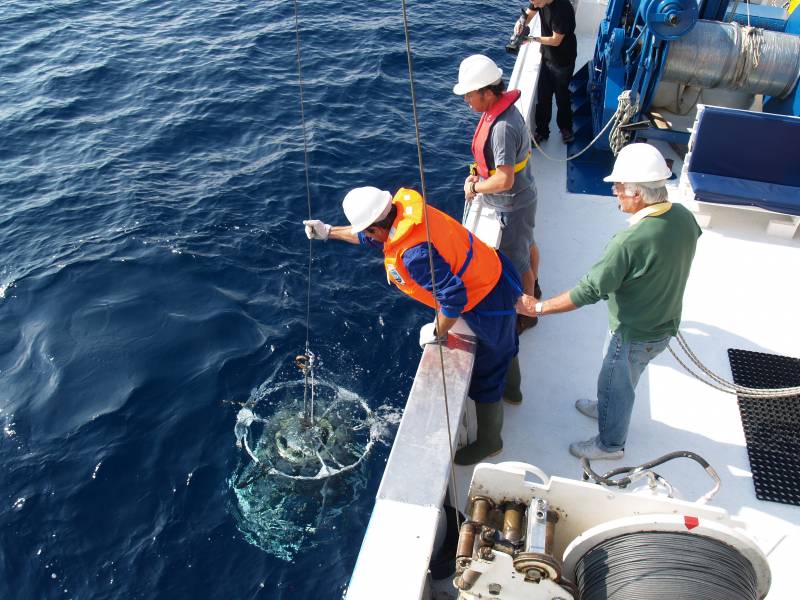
[470,89,526,178]
[382,188,501,312]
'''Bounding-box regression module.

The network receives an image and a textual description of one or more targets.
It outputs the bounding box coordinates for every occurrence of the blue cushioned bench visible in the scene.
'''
[682,105,800,237]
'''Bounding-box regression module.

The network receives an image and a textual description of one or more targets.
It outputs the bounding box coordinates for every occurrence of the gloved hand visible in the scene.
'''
[419,322,447,348]
[303,219,331,241]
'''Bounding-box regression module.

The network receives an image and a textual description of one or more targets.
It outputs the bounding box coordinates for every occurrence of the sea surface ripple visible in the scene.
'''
[0,1,511,597]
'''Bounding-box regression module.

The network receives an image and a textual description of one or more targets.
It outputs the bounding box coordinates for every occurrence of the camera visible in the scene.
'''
[506,8,531,55]
[506,25,530,55]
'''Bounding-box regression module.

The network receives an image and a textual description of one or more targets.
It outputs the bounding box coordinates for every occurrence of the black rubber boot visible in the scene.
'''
[454,401,503,466]
[503,356,522,405]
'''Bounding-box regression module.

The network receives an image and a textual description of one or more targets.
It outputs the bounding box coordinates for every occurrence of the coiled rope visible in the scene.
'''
[400,0,462,526]
[732,25,764,88]
[576,532,759,600]
[608,90,639,155]
[530,90,638,161]
[669,332,800,398]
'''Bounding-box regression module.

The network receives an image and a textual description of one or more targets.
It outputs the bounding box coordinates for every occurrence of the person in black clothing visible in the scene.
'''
[515,0,577,143]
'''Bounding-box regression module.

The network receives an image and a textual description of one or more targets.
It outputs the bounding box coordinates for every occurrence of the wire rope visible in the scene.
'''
[728,0,742,22]
[668,332,800,398]
[576,531,759,600]
[399,0,463,530]
[291,0,316,422]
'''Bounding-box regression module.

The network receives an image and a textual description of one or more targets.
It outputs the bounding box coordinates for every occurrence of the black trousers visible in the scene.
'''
[534,59,575,136]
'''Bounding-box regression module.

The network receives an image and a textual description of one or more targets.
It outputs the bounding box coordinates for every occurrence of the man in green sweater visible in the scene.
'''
[517,143,701,459]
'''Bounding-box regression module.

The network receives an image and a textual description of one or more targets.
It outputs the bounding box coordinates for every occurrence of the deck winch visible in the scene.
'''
[587,0,800,150]
[660,20,800,98]
[453,461,771,600]
[454,493,579,599]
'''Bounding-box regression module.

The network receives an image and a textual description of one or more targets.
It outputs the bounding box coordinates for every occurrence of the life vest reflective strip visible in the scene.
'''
[383,188,501,312]
[470,89,523,179]
[488,152,531,176]
[472,153,531,177]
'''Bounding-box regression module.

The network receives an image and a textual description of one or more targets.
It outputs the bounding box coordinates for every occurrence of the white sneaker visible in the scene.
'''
[575,398,598,419]
[569,436,624,460]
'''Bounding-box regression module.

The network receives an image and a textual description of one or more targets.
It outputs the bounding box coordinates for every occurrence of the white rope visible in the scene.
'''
[731,25,763,89]
[531,90,638,162]
[530,108,617,161]
[743,25,762,70]
[668,332,800,398]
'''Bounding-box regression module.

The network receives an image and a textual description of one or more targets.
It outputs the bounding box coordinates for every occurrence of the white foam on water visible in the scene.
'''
[228,375,401,561]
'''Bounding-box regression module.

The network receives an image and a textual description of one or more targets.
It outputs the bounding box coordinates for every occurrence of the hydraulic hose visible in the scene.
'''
[581,450,721,503]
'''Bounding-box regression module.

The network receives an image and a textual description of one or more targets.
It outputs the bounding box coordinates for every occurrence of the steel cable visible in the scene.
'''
[576,532,759,600]
[291,0,316,420]
[668,332,800,398]
[400,0,462,530]
[291,0,313,352]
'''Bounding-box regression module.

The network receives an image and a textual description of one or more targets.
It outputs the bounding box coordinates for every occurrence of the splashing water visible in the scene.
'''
[228,377,400,560]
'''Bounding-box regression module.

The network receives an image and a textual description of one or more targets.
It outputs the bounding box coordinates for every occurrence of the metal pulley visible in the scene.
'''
[639,0,698,40]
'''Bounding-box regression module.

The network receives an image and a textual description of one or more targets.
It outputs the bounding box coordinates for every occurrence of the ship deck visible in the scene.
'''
[349,3,800,598]
[450,19,800,600]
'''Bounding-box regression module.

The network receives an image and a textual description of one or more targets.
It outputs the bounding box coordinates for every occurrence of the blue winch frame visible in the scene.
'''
[587,0,800,150]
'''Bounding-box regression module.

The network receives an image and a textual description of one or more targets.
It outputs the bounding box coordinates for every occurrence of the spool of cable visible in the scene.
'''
[575,531,759,600]
[662,20,800,98]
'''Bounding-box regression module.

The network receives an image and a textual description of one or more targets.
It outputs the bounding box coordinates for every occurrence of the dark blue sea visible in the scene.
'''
[0,1,512,597]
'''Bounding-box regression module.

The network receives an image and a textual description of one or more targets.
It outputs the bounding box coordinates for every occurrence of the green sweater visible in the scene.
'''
[569,203,701,342]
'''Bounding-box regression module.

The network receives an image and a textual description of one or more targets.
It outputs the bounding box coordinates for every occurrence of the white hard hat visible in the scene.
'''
[453,54,503,95]
[603,143,672,183]
[342,187,393,233]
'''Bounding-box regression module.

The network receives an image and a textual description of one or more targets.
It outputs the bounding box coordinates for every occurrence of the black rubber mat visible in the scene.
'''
[728,349,800,506]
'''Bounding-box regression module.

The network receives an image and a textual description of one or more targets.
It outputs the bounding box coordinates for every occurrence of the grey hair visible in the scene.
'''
[623,181,668,205]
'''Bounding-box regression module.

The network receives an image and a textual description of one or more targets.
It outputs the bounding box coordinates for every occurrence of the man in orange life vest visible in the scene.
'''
[303,186,522,465]
[454,54,541,335]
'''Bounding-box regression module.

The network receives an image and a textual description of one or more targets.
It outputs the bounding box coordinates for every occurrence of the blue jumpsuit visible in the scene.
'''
[360,234,521,403]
